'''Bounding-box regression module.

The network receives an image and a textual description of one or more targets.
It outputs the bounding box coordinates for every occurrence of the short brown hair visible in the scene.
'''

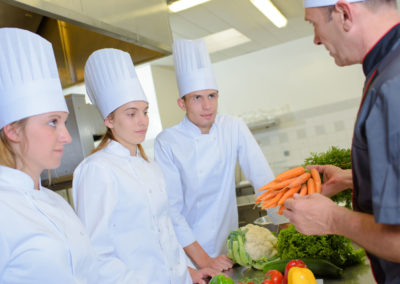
[326,0,397,19]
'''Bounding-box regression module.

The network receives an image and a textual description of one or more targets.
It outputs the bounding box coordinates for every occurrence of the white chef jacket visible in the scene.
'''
[0,166,97,284]
[72,140,192,284]
[154,114,274,257]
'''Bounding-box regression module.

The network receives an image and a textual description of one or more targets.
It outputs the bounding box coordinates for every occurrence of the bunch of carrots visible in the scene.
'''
[255,166,322,215]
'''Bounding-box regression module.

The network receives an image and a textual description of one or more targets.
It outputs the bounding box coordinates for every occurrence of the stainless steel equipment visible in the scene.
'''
[0,0,171,88]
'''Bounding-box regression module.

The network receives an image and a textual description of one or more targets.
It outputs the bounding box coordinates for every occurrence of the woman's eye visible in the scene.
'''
[49,119,58,127]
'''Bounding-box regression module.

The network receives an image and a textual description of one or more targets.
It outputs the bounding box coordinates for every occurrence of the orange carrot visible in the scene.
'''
[311,168,322,193]
[299,184,308,196]
[286,172,311,189]
[307,178,315,194]
[258,177,297,191]
[274,166,305,182]
[257,179,277,191]
[258,190,280,202]
[277,185,301,205]
[262,201,279,210]
[255,190,271,203]
[261,188,288,209]
[256,190,279,204]
[278,204,286,215]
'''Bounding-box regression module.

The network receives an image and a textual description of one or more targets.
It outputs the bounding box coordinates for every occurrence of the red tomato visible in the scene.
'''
[283,260,307,284]
[261,280,274,284]
[265,269,283,284]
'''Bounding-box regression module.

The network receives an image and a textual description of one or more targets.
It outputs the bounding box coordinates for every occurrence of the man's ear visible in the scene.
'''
[104,115,114,129]
[335,0,353,32]
[177,98,186,111]
[3,124,22,143]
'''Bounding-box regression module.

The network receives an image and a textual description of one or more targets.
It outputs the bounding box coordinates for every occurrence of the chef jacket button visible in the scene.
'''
[80,231,85,236]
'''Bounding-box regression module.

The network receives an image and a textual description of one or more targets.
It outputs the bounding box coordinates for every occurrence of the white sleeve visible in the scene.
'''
[236,118,289,224]
[154,137,196,248]
[72,162,144,284]
[236,118,274,191]
[0,232,9,276]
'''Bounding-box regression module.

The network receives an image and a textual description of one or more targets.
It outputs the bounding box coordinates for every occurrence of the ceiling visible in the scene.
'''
[0,0,167,88]
[162,0,313,64]
[163,0,400,64]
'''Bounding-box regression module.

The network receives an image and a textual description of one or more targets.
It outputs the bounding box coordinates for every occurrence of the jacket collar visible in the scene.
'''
[104,139,141,159]
[0,165,37,192]
[362,23,400,76]
[181,115,217,138]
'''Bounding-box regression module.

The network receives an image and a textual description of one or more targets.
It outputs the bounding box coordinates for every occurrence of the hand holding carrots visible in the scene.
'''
[306,165,353,197]
[283,193,339,236]
[256,166,322,215]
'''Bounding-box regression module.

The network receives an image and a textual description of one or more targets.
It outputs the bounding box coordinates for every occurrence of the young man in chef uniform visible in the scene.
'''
[154,39,278,271]
[283,0,400,283]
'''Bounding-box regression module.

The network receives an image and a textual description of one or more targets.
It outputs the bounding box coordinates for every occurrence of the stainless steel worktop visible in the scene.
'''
[222,259,375,284]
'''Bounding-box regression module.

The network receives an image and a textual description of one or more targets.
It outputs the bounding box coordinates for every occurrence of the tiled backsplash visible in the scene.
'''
[252,98,360,176]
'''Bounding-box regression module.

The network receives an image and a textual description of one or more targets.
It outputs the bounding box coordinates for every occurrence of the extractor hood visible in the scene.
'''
[0,0,172,88]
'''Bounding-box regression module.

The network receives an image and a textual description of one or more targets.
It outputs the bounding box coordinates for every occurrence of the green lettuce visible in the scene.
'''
[277,225,365,268]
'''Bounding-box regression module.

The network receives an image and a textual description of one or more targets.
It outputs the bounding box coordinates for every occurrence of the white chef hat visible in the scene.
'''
[304,0,364,8]
[0,28,68,129]
[173,39,218,98]
[84,48,148,119]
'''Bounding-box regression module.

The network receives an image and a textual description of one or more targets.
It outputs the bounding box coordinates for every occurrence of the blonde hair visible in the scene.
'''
[91,113,149,162]
[0,119,28,168]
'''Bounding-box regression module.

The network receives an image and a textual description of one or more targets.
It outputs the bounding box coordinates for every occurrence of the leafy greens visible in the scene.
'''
[277,225,365,268]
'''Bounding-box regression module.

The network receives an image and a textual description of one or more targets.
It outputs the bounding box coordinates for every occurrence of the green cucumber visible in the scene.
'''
[262,259,290,273]
[302,258,343,278]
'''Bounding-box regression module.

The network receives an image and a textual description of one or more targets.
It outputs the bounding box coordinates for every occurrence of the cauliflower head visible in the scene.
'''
[226,223,278,270]
[243,224,277,260]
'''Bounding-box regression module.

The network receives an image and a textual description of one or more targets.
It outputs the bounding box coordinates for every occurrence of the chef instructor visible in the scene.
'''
[283,0,400,283]
[154,39,275,271]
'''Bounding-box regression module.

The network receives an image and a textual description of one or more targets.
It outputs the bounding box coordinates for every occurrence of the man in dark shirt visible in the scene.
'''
[284,0,400,283]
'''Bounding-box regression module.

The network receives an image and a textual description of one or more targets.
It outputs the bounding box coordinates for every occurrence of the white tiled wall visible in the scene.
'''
[252,100,359,176]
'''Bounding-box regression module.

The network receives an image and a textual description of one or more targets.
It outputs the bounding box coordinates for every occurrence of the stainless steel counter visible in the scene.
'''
[222,259,375,284]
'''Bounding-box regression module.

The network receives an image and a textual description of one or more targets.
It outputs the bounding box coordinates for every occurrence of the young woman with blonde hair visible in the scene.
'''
[0,27,96,284]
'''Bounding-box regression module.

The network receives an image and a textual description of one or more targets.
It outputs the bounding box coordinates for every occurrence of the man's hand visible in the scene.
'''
[306,165,353,197]
[188,267,219,284]
[283,193,340,235]
[206,254,233,272]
